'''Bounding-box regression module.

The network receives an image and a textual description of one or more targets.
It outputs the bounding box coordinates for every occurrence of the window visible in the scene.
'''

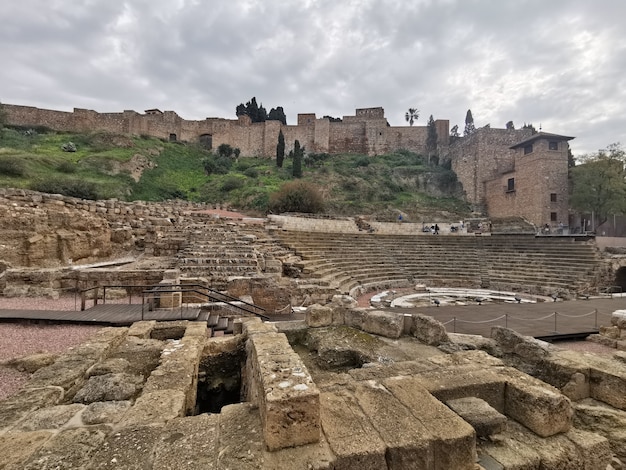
[169,133,177,142]
[524,144,533,154]
[550,193,557,202]
[507,178,515,192]
[549,141,559,151]
[550,212,558,222]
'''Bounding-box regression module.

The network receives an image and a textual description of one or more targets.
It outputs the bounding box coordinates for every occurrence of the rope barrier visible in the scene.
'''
[556,310,597,318]
[454,314,507,324]
[507,313,557,322]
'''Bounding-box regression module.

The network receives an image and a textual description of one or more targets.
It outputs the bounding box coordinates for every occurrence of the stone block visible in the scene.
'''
[383,376,477,469]
[611,310,626,329]
[306,304,334,328]
[503,369,573,437]
[446,397,507,437]
[243,320,277,337]
[82,401,131,425]
[153,414,220,470]
[88,423,164,469]
[343,308,365,330]
[0,430,53,470]
[183,322,208,338]
[218,404,266,469]
[615,350,626,363]
[362,310,403,339]
[588,334,617,348]
[565,428,612,470]
[352,381,434,468]
[14,404,85,432]
[600,325,621,339]
[119,390,186,427]
[128,320,156,339]
[491,326,525,354]
[319,389,388,469]
[410,313,449,345]
[257,351,320,450]
[589,364,626,410]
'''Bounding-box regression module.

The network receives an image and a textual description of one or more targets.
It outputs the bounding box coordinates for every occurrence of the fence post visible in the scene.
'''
[554,312,557,334]
[453,317,457,333]
[505,314,508,329]
[594,309,598,329]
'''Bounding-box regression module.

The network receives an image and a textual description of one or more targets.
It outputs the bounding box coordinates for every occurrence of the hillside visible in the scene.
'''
[0,126,471,221]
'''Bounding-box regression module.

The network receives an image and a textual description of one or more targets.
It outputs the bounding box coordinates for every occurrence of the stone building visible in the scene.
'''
[3,104,449,158]
[448,128,573,229]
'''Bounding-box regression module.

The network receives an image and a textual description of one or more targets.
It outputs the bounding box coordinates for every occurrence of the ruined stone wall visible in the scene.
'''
[3,103,450,158]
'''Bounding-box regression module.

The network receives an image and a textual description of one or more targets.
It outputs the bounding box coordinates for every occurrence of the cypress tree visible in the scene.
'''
[276,130,285,168]
[292,140,303,178]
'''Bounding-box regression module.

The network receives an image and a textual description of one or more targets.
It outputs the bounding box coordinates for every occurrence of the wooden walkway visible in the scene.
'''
[0,304,201,326]
[391,297,626,339]
[0,297,625,339]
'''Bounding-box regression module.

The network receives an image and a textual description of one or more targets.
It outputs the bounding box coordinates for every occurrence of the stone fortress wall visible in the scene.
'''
[3,104,450,158]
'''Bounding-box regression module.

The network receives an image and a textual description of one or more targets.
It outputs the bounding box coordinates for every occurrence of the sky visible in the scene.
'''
[1,0,625,157]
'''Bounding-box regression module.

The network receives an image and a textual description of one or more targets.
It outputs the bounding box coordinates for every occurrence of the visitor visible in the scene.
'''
[434,224,439,235]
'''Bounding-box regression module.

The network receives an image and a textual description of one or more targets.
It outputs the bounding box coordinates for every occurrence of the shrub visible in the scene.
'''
[221,176,245,192]
[202,155,232,175]
[0,156,27,177]
[353,156,370,167]
[268,181,324,214]
[243,167,259,178]
[30,177,99,200]
[56,161,77,174]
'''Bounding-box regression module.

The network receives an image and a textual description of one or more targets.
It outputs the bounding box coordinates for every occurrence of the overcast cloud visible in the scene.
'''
[1,0,624,156]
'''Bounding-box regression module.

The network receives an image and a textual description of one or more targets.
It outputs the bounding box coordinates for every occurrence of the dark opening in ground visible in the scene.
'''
[195,346,245,414]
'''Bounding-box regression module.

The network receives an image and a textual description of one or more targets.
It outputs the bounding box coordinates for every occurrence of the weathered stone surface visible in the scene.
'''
[6,353,59,373]
[127,320,156,338]
[153,413,220,470]
[306,326,388,369]
[183,322,207,338]
[362,310,403,339]
[611,310,626,329]
[491,326,525,354]
[0,430,53,470]
[119,390,186,427]
[261,435,335,470]
[447,333,502,357]
[600,325,621,339]
[343,308,366,330]
[382,376,477,469]
[502,368,573,437]
[150,320,188,340]
[28,357,93,391]
[565,428,612,470]
[14,404,84,432]
[306,304,334,328]
[319,389,388,469]
[82,401,131,425]
[217,404,266,469]
[108,336,164,378]
[352,380,434,469]
[479,436,541,470]
[447,397,507,438]
[88,424,164,469]
[86,358,132,377]
[574,398,626,461]
[72,373,144,404]
[410,313,449,345]
[0,386,65,431]
[22,426,109,470]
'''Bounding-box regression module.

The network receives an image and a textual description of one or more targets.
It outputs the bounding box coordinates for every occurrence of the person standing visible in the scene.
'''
[434,224,439,235]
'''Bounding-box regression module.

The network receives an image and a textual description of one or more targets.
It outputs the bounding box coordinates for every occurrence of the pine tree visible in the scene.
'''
[464,109,475,136]
[276,130,285,168]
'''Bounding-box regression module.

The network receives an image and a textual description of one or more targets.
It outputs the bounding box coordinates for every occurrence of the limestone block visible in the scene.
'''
[306,304,334,328]
[611,310,626,329]
[512,338,552,361]
[119,390,186,427]
[330,294,358,309]
[127,320,156,338]
[410,313,449,345]
[28,357,93,391]
[6,353,59,373]
[72,373,144,404]
[382,376,477,469]
[503,370,573,437]
[617,340,626,352]
[361,310,403,339]
[82,401,131,425]
[88,423,165,469]
[0,430,53,470]
[21,426,109,470]
[480,437,541,469]
[14,404,85,432]
[86,358,132,377]
[257,351,320,450]
[153,414,220,470]
[588,334,617,348]
[243,320,277,337]
[352,381,434,468]
[183,322,208,338]
[446,397,507,437]
[415,366,507,413]
[600,325,621,339]
[319,389,388,469]
[615,351,626,363]
[589,364,626,410]
[218,404,266,469]
[561,372,590,401]
[491,326,525,354]
[343,308,366,330]
[565,428,612,470]
[150,320,188,340]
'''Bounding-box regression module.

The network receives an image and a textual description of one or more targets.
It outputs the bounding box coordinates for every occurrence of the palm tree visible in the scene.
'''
[405,108,419,126]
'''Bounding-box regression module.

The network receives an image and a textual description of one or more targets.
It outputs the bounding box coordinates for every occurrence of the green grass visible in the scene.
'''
[0,127,471,218]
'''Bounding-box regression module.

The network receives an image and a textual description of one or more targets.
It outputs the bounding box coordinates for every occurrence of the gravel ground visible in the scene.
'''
[0,295,102,400]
